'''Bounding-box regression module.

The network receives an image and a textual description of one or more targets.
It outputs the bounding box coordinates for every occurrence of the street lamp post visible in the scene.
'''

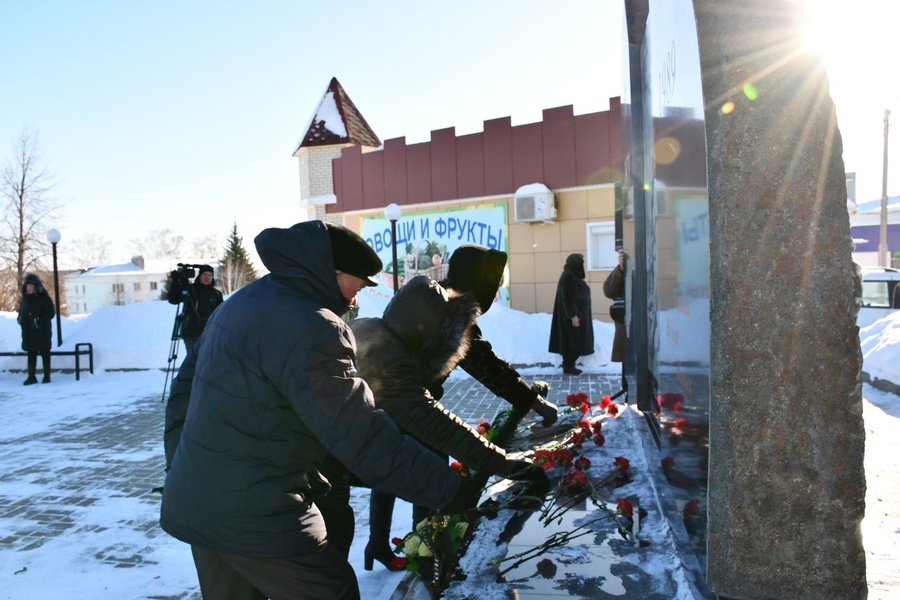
[881,109,891,267]
[385,203,402,293]
[46,228,62,347]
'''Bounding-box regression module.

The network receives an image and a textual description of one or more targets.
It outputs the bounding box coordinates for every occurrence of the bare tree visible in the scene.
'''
[130,228,185,260]
[191,232,220,259]
[0,129,61,310]
[69,232,112,269]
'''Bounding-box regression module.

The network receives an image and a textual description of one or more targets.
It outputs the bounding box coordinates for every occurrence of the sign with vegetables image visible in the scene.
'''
[361,203,509,301]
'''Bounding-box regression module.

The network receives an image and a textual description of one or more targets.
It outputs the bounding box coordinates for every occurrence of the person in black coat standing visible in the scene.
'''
[549,253,594,374]
[167,264,224,352]
[18,273,55,385]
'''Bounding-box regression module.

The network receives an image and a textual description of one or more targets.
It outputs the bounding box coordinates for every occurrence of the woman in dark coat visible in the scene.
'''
[548,253,594,374]
[603,249,626,363]
[18,273,56,385]
[343,276,547,570]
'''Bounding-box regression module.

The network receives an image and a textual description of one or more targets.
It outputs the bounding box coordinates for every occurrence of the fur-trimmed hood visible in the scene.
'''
[352,276,481,386]
[22,273,46,295]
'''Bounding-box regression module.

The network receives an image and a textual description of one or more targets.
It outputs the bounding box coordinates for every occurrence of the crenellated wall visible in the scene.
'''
[328,99,623,213]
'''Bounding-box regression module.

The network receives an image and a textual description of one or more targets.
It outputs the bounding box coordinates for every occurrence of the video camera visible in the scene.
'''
[172,263,207,287]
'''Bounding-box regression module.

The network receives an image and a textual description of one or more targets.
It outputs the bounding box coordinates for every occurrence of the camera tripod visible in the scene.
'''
[161,300,186,403]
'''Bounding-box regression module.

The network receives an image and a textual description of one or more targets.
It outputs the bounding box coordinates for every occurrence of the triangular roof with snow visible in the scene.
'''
[294,77,381,153]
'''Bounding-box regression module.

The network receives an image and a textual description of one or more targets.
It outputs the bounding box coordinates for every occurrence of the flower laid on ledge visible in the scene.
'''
[392,512,470,582]
[390,385,639,594]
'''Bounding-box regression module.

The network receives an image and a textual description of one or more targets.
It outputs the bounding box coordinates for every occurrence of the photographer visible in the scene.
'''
[167,264,224,352]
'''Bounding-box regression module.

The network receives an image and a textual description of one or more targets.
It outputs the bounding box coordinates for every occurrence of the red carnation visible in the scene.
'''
[565,470,588,492]
[614,456,630,472]
[599,394,612,409]
[574,455,592,471]
[391,557,409,570]
[533,449,555,470]
[683,498,701,520]
[450,461,469,477]
[566,392,588,407]
[607,403,619,416]
[391,537,403,546]
[616,498,634,518]
[535,557,557,579]
[593,432,606,446]
[553,448,574,468]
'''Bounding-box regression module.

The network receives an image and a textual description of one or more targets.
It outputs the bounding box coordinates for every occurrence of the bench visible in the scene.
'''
[0,342,94,381]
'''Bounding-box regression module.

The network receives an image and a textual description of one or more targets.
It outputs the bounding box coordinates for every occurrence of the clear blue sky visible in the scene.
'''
[0,0,623,267]
[1,1,896,269]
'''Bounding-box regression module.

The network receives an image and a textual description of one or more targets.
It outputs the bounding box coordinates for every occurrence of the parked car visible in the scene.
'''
[858,266,900,329]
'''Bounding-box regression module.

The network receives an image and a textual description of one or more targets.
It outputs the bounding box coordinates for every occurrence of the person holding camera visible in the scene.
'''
[167,264,224,352]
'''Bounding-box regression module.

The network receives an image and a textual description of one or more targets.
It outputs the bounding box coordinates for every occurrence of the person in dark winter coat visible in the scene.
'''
[603,249,626,363]
[18,273,55,385]
[166,264,224,352]
[549,253,594,374]
[331,276,549,571]
[160,221,477,600]
[434,245,558,424]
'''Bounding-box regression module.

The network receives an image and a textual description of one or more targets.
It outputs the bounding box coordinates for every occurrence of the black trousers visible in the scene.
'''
[190,544,359,600]
[27,350,50,377]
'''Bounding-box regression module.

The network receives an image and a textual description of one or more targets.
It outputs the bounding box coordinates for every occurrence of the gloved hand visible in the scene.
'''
[505,460,551,497]
[440,476,480,515]
[532,395,558,427]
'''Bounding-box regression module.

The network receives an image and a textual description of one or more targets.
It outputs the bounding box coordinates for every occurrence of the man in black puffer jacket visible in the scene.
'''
[160,221,476,600]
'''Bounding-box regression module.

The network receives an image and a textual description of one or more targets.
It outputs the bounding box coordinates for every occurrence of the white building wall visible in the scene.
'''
[64,258,218,314]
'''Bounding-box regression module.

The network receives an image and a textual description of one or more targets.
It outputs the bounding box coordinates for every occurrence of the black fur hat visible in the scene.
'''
[445,245,508,313]
[326,223,382,286]
[22,273,44,294]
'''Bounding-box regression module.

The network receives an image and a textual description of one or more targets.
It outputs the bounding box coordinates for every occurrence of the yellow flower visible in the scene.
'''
[403,534,422,556]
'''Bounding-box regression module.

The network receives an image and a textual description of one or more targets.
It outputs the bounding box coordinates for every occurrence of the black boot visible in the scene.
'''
[42,373,51,384]
[24,354,38,385]
[42,354,51,383]
[562,356,582,375]
[364,491,402,571]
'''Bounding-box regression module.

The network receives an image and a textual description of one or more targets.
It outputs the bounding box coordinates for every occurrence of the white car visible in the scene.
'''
[858,267,900,329]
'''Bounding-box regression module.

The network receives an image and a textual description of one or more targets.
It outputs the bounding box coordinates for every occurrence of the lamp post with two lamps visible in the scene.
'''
[385,203,403,293]
[46,228,63,347]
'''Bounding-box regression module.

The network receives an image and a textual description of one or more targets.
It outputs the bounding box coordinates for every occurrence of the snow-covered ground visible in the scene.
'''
[0,293,897,598]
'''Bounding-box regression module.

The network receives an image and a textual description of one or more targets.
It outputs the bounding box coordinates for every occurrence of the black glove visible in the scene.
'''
[440,476,480,515]
[532,395,558,427]
[506,460,551,497]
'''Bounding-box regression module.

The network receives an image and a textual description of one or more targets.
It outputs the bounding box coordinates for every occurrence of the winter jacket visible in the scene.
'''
[351,276,518,476]
[603,265,626,362]
[431,245,540,412]
[160,221,461,558]
[548,253,595,358]
[18,274,55,353]
[167,275,224,339]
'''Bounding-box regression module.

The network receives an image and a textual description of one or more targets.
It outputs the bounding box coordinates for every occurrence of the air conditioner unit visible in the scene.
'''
[514,183,557,223]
